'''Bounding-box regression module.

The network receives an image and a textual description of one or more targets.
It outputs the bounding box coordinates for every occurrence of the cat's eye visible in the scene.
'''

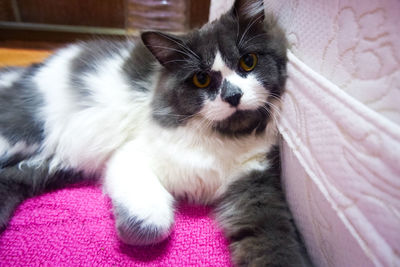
[239,53,258,72]
[193,72,211,88]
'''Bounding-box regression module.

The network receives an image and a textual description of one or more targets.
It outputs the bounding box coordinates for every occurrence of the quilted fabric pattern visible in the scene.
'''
[0,183,232,266]
[279,52,400,267]
[265,0,400,125]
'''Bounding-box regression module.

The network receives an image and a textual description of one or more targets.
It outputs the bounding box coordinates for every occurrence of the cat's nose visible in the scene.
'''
[221,80,243,107]
[223,93,242,107]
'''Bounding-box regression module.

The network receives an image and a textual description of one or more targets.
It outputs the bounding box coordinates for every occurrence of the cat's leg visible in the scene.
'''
[216,148,312,267]
[0,169,29,231]
[105,140,175,246]
[0,159,85,232]
[0,160,51,231]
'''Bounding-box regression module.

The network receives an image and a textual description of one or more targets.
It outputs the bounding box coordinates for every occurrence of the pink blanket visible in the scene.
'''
[0,183,232,266]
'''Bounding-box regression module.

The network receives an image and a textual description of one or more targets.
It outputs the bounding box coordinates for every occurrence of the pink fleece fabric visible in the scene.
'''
[0,183,232,266]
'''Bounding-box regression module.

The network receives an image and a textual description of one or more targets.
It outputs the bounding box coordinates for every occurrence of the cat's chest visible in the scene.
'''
[142,125,273,203]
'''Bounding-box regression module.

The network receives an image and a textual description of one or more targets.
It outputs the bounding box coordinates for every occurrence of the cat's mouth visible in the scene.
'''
[200,94,266,123]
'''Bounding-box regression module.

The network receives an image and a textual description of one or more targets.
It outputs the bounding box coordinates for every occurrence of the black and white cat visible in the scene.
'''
[0,0,311,265]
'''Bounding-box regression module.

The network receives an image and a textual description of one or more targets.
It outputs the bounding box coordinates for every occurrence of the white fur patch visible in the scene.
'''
[212,52,230,77]
[201,95,235,121]
[34,45,82,121]
[135,117,277,204]
[204,51,269,121]
[34,44,152,174]
[0,70,23,88]
[226,71,269,110]
[105,139,174,229]
[82,51,134,105]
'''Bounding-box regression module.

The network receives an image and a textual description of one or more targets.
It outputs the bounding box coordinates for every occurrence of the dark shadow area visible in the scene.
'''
[118,235,172,262]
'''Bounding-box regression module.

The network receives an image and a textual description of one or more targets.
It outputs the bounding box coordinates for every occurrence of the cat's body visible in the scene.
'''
[0,0,311,265]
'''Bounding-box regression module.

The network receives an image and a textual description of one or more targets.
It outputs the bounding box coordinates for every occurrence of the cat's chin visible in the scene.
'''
[211,108,269,136]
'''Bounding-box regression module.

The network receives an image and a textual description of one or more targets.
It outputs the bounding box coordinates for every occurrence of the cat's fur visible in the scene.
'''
[0,0,311,265]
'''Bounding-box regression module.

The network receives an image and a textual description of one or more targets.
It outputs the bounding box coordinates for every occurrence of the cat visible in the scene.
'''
[0,0,311,265]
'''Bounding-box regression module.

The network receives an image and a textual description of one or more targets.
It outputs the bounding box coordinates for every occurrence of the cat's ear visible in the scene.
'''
[141,31,186,67]
[233,0,265,22]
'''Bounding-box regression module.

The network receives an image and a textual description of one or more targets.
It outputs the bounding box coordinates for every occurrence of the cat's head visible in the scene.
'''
[142,0,287,136]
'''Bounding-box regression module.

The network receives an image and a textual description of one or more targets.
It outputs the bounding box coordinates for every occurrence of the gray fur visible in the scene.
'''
[70,39,137,98]
[214,107,269,136]
[0,159,84,231]
[216,146,312,266]
[0,64,44,146]
[122,41,158,92]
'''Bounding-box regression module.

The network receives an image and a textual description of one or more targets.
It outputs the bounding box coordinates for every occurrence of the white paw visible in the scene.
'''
[113,200,175,245]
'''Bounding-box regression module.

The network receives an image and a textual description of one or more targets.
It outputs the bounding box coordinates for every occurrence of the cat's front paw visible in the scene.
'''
[114,203,174,246]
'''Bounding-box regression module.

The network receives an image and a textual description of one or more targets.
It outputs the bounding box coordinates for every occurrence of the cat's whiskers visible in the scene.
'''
[147,45,198,61]
[159,34,200,60]
[267,96,284,114]
[178,112,204,123]
[259,101,281,126]
[252,92,281,121]
[152,111,198,124]
[234,10,241,42]
[259,105,279,127]
[268,94,284,102]
[238,13,265,49]
[198,108,223,133]
[161,59,198,68]
[240,33,269,47]
[152,112,186,118]
[199,116,213,132]
[260,98,282,113]
[153,103,208,126]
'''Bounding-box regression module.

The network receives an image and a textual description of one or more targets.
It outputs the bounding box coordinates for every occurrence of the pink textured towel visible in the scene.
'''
[0,183,232,266]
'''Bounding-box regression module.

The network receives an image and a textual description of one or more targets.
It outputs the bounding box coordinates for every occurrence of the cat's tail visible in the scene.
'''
[0,159,87,232]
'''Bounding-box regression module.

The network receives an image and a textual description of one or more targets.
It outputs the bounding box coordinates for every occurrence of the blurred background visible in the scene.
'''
[0,0,210,50]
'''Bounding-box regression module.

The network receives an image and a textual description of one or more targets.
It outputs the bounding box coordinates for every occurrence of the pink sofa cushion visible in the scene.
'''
[0,183,232,266]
